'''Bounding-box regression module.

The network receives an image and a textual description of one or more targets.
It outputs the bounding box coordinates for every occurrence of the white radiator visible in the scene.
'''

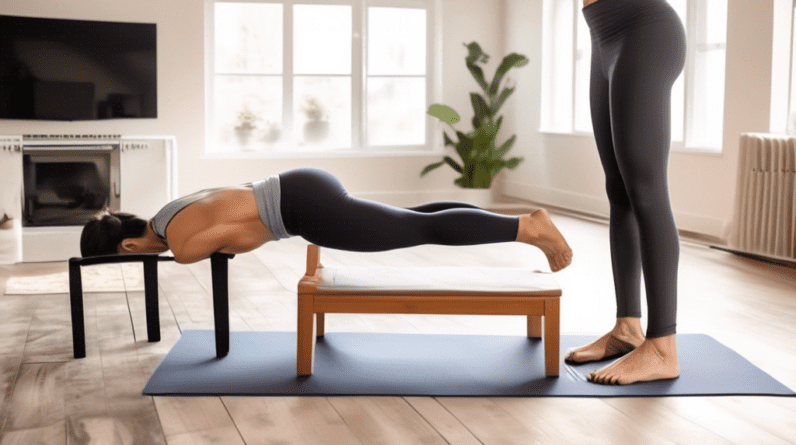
[730,133,796,260]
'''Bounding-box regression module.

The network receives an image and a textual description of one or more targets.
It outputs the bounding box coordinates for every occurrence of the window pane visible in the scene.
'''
[691,48,725,148]
[688,0,726,149]
[212,75,283,152]
[574,8,592,133]
[214,3,282,74]
[294,5,351,75]
[367,77,425,146]
[670,72,684,143]
[294,76,352,150]
[789,6,796,134]
[368,7,426,75]
[668,0,687,143]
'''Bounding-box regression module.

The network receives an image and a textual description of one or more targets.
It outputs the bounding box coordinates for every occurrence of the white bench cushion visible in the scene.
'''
[314,267,560,293]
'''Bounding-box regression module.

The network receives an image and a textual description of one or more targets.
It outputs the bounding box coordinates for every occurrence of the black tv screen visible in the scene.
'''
[0,14,156,120]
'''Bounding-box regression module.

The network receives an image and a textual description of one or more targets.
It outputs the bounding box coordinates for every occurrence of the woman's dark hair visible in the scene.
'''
[80,209,148,257]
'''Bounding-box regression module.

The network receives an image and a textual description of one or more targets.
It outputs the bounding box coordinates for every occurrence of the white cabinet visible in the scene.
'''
[120,136,177,219]
[0,136,23,264]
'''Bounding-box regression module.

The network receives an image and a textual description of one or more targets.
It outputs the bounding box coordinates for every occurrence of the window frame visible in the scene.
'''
[540,0,727,155]
[204,0,443,158]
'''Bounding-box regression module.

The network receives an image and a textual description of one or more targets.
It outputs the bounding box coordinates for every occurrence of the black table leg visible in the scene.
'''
[211,253,230,358]
[143,257,160,342]
[68,259,86,359]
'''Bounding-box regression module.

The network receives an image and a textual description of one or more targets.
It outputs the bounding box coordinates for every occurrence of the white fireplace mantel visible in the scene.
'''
[0,135,177,264]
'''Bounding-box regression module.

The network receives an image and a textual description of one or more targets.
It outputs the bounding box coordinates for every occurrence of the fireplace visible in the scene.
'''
[0,134,175,263]
[22,144,120,227]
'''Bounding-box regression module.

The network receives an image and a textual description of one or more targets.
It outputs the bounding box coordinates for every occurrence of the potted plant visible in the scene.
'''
[234,110,257,147]
[302,97,329,143]
[262,120,282,144]
[422,42,527,191]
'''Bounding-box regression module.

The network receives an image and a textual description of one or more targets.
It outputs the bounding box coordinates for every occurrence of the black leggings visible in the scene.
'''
[278,168,519,252]
[583,0,686,338]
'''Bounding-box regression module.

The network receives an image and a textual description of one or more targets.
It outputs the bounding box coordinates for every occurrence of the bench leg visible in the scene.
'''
[527,315,542,338]
[297,293,317,376]
[211,254,230,358]
[544,298,560,377]
[317,313,325,337]
[143,258,160,343]
[68,261,86,359]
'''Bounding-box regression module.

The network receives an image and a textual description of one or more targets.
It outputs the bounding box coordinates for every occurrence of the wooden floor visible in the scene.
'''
[1,210,795,445]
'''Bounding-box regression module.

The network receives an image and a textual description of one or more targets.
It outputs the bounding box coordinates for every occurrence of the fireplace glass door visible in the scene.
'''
[22,145,120,227]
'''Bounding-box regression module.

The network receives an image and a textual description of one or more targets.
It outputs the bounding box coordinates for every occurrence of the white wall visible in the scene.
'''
[502,0,784,241]
[0,0,507,211]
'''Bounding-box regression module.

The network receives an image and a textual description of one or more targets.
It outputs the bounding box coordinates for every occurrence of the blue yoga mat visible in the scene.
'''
[143,330,796,397]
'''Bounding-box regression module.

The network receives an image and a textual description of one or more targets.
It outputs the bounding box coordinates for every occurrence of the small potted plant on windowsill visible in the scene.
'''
[422,42,528,206]
[302,97,329,143]
[234,110,257,148]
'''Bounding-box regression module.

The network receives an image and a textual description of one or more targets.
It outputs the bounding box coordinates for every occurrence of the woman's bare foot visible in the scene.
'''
[565,317,646,363]
[587,334,680,385]
[517,209,573,272]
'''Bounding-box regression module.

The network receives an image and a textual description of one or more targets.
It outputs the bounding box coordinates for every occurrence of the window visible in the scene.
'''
[542,0,728,152]
[788,1,796,134]
[206,0,438,155]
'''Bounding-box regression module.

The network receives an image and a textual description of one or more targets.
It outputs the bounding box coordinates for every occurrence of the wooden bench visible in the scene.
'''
[297,245,562,377]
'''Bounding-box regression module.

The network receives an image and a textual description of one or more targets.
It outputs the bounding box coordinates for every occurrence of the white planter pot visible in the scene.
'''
[452,188,493,208]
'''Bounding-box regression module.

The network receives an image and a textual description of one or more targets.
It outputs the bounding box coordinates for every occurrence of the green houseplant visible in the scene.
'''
[422,42,528,188]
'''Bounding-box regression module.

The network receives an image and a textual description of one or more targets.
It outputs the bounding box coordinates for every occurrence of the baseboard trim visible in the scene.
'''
[502,179,729,243]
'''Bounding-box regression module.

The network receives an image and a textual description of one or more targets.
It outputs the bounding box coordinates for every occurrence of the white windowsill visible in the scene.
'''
[202,147,445,160]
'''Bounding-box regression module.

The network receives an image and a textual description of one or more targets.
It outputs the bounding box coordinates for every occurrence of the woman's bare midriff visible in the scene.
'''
[165,187,276,255]
[583,0,601,7]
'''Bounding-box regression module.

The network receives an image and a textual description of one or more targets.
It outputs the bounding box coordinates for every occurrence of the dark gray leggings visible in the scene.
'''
[278,168,519,252]
[583,0,686,338]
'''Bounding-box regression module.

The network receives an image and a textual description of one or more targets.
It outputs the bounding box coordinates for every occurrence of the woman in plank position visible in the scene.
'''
[565,0,687,385]
[80,168,572,272]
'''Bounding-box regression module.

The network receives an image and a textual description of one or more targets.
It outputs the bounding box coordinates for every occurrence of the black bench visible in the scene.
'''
[68,252,235,359]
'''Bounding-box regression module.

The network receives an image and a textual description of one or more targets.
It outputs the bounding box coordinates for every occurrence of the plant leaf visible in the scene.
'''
[428,104,460,124]
[443,131,457,147]
[420,161,445,177]
[464,42,489,92]
[470,93,490,124]
[489,53,529,96]
[443,156,463,174]
[455,131,474,163]
[491,86,514,116]
[496,134,516,158]
[505,156,523,169]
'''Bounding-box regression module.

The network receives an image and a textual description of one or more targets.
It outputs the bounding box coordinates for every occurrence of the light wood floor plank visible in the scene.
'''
[94,292,167,445]
[153,397,238,439]
[222,396,363,445]
[403,397,483,445]
[0,420,65,445]
[641,397,796,445]
[326,397,448,445]
[1,363,65,432]
[163,426,245,445]
[435,397,548,444]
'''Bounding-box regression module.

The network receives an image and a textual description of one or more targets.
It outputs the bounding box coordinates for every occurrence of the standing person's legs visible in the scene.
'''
[576,0,686,384]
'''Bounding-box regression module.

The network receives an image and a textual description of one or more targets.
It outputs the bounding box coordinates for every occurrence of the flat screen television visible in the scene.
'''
[0,14,156,121]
